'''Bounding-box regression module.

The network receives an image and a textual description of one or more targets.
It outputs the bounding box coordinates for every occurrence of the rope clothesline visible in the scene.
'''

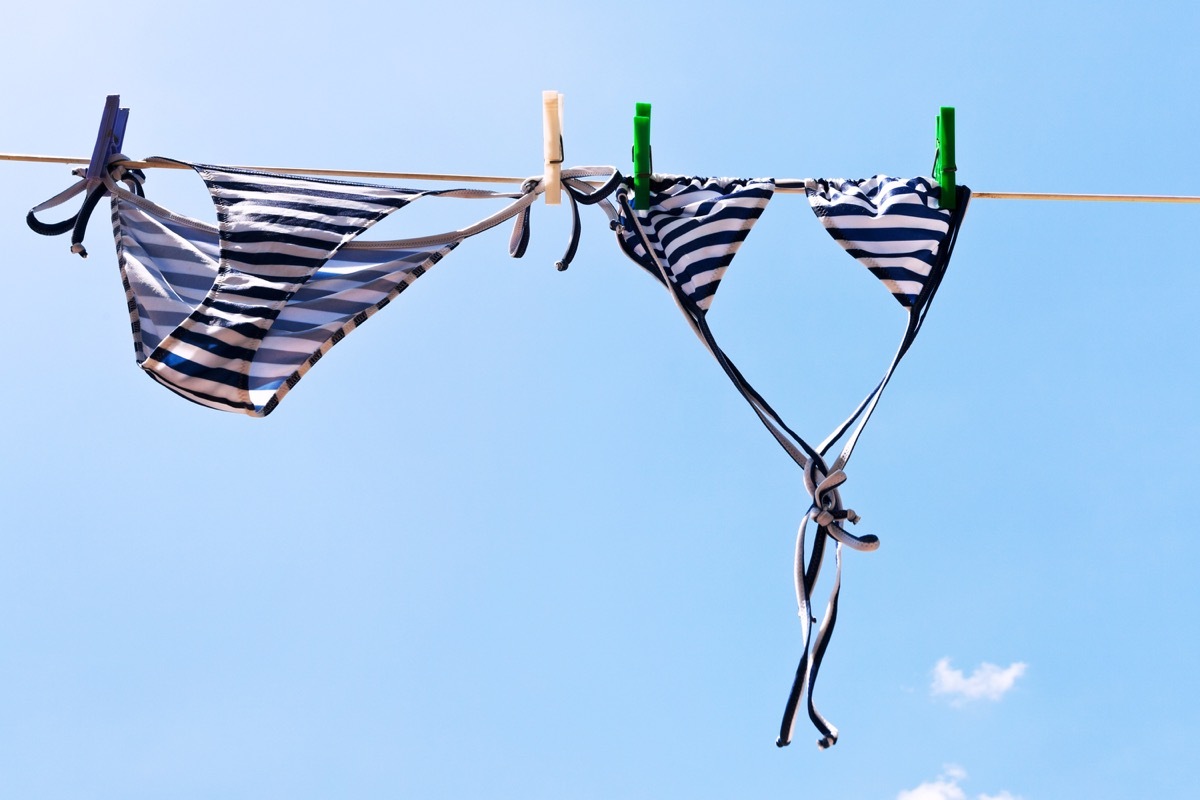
[4,152,1200,204]
[0,152,526,186]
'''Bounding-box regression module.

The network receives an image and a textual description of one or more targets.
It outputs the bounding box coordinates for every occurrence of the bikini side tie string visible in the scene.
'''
[26,154,145,257]
[508,168,623,270]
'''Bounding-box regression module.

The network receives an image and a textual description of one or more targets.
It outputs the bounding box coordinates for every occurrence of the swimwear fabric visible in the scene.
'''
[97,161,622,416]
[615,174,970,749]
[113,165,453,415]
[615,176,774,315]
[30,157,619,416]
[806,175,959,307]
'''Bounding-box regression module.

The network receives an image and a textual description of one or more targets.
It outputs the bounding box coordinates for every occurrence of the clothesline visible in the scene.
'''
[4,151,1200,204]
[0,152,522,186]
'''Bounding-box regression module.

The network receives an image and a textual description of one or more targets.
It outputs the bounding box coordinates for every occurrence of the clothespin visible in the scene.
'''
[632,102,652,210]
[543,91,564,205]
[935,106,956,210]
[85,95,129,191]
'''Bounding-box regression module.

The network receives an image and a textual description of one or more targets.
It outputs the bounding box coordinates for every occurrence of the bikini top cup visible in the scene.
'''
[28,157,621,416]
[614,174,970,748]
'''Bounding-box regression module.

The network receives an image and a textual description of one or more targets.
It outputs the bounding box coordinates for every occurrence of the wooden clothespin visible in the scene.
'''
[542,91,564,205]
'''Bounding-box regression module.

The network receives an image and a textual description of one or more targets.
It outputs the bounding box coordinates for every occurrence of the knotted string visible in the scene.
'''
[508,168,623,270]
[26,154,145,257]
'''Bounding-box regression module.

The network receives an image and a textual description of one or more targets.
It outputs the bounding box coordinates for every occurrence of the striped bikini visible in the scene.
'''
[29,157,968,749]
[615,174,970,748]
[31,158,619,416]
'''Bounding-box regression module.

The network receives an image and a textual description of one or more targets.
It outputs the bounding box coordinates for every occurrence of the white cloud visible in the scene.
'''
[897,766,1022,800]
[898,765,967,800]
[897,773,965,800]
[931,657,1026,704]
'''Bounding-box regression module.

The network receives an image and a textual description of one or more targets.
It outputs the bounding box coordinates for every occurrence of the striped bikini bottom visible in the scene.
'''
[55,159,620,416]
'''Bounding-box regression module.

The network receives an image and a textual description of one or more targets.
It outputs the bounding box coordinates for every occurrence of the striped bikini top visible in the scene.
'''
[613,174,970,749]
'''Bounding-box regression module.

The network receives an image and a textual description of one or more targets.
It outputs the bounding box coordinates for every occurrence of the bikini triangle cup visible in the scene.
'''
[28,159,970,748]
[615,173,970,748]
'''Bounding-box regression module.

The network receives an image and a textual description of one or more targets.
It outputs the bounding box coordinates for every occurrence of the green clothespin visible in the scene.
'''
[935,106,957,210]
[633,102,652,210]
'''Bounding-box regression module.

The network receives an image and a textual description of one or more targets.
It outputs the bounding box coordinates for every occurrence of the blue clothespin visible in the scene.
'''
[26,95,133,256]
[632,102,652,210]
[84,95,129,190]
[935,106,956,210]
[54,95,130,257]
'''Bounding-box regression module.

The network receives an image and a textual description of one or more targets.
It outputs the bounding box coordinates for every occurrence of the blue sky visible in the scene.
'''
[1,2,1197,798]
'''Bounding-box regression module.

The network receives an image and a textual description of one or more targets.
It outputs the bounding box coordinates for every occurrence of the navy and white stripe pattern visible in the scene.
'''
[614,173,969,750]
[111,165,453,416]
[617,176,774,314]
[806,176,957,308]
